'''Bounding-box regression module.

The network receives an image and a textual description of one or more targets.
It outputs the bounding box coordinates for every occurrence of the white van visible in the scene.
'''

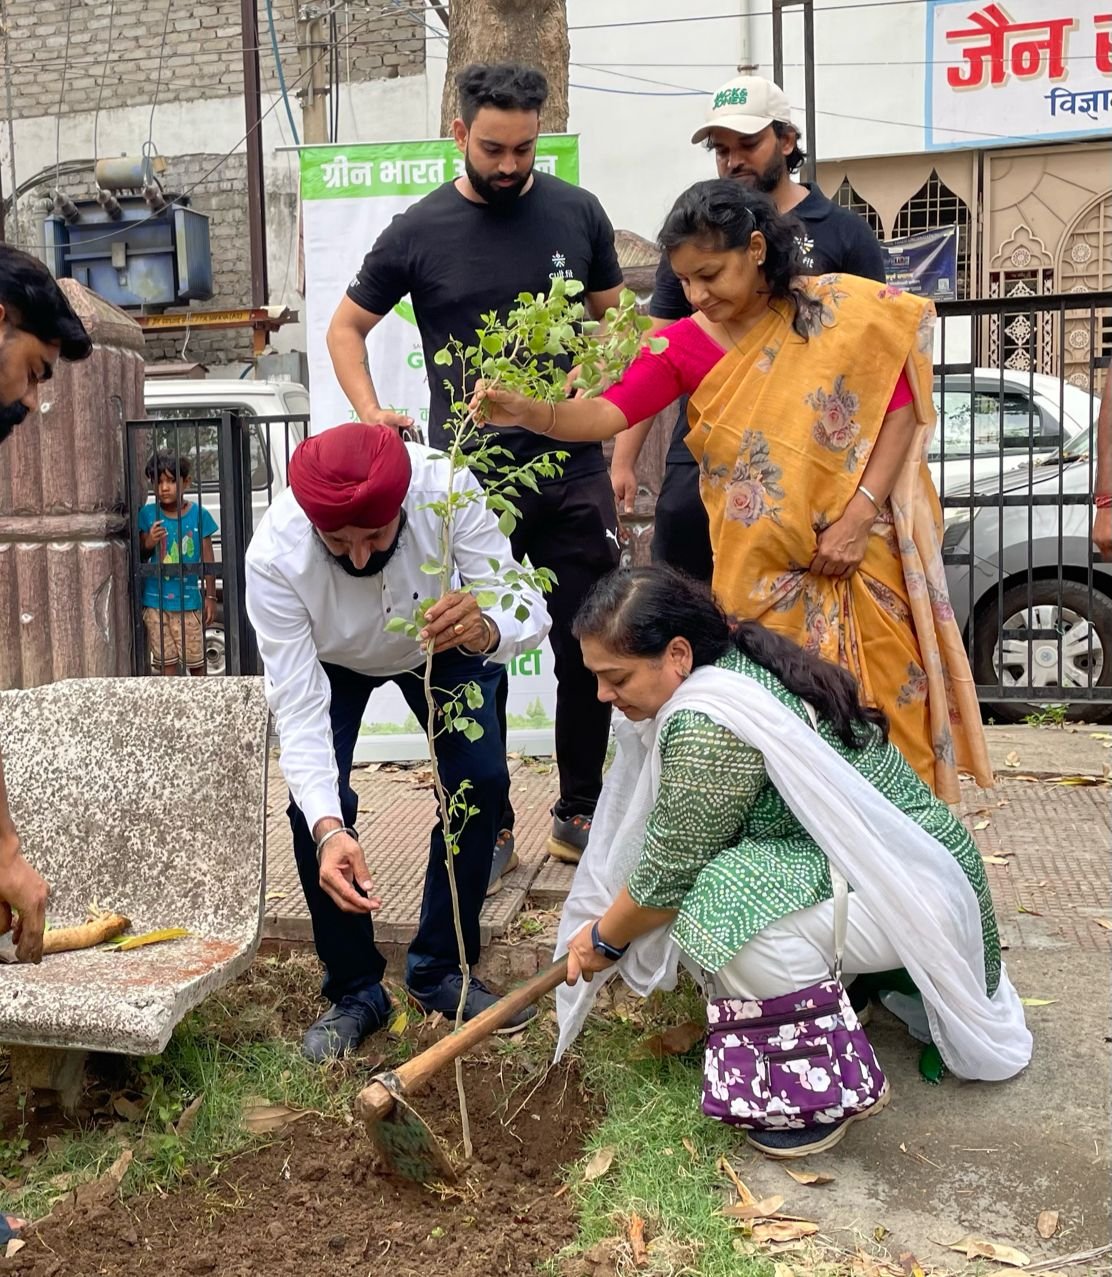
[142,379,310,673]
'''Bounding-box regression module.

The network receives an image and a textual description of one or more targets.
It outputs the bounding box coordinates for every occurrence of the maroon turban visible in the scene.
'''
[288,423,412,532]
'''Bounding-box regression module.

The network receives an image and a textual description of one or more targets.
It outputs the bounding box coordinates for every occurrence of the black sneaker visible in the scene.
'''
[301,983,392,1063]
[746,1085,891,1160]
[407,972,536,1035]
[547,812,592,865]
[486,829,520,897]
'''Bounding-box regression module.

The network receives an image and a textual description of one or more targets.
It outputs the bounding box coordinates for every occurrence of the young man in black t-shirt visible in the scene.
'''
[610,75,887,582]
[328,63,625,886]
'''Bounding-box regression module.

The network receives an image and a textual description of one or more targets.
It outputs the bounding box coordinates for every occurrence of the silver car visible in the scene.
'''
[942,453,1112,723]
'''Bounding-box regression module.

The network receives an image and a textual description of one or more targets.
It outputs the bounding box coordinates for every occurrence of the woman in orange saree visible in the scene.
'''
[475,180,991,800]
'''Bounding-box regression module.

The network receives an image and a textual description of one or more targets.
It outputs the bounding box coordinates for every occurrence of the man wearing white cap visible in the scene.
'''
[610,75,886,581]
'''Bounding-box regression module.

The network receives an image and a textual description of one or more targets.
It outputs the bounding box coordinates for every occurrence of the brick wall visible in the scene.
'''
[5,0,425,120]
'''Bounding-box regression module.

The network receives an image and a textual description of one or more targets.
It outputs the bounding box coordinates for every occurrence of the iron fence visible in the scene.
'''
[123,290,1112,722]
[934,289,1111,721]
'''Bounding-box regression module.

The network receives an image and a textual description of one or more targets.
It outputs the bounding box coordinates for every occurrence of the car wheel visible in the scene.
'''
[205,621,226,677]
[973,580,1112,724]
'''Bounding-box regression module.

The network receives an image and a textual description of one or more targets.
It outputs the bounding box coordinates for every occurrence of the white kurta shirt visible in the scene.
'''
[245,443,552,832]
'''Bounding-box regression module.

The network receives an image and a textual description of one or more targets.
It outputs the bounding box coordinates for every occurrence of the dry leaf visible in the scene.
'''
[941,1235,1031,1267]
[114,927,190,952]
[1094,919,1112,931]
[628,1214,648,1268]
[264,891,287,902]
[1036,1210,1060,1239]
[898,1252,925,1277]
[874,1226,890,1242]
[1017,905,1043,916]
[175,1093,204,1138]
[632,1020,705,1059]
[1047,775,1107,787]
[717,1156,756,1205]
[982,855,1013,866]
[752,1220,818,1243]
[74,1148,134,1209]
[1021,998,1058,1007]
[242,1097,311,1135]
[112,1092,149,1123]
[722,1195,786,1220]
[582,1144,617,1182]
[4,1240,25,1259]
[1004,751,1021,767]
[972,819,991,831]
[681,1137,698,1161]
[388,1010,409,1037]
[785,1168,834,1186]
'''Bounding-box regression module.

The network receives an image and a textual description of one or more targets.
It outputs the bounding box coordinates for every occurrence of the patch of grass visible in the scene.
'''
[0,953,360,1222]
[1022,703,1069,729]
[558,981,772,1277]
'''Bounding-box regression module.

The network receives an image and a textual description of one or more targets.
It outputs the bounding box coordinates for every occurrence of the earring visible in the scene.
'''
[680,667,691,680]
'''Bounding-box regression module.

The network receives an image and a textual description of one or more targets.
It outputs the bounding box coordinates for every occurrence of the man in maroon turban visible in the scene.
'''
[246,424,551,1061]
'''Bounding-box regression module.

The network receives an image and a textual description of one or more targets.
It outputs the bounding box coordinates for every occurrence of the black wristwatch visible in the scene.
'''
[591,921,629,961]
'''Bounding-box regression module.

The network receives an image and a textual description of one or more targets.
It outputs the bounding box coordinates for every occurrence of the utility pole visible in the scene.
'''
[296,3,330,144]
[772,0,817,186]
[240,0,269,305]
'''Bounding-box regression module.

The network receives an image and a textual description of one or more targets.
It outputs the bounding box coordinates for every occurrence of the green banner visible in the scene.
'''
[300,135,580,201]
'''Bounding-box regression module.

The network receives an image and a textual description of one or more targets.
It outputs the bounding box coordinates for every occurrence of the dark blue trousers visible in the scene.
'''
[286,651,508,1002]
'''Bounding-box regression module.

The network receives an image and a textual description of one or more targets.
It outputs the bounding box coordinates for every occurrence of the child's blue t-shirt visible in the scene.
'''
[137,501,218,611]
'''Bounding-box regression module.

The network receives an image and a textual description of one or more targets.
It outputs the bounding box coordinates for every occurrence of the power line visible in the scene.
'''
[91,0,117,167]
[145,0,175,172]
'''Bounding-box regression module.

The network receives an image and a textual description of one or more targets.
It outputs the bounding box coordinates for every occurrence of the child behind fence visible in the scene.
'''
[138,452,218,676]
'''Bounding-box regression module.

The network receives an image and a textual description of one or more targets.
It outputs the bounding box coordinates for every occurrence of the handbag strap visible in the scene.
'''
[800,700,849,982]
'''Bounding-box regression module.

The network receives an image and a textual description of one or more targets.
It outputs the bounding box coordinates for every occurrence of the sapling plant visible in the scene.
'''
[384,278,662,1159]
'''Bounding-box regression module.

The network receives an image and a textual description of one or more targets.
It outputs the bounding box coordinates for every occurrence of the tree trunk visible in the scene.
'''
[439,0,569,135]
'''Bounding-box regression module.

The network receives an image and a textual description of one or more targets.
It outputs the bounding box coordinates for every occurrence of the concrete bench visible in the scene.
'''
[0,677,269,1103]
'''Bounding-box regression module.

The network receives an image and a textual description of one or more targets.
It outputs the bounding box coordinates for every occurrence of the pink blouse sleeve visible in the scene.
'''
[602,319,722,428]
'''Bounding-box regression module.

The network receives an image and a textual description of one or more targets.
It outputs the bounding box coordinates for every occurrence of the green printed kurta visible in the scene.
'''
[626,648,1001,991]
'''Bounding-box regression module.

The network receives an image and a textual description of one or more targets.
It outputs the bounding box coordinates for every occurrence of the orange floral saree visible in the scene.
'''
[687,273,992,800]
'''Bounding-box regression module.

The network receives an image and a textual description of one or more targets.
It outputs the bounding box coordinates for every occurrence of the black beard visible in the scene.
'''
[318,510,407,578]
[465,152,531,208]
[751,152,785,194]
[0,401,29,446]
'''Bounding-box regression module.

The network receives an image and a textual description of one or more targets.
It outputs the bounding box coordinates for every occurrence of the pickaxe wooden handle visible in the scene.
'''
[357,957,570,1122]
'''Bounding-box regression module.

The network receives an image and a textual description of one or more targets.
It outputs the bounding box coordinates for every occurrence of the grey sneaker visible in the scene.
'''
[301,984,392,1063]
[486,829,520,896]
[547,812,591,865]
[746,1085,891,1159]
[407,972,536,1035]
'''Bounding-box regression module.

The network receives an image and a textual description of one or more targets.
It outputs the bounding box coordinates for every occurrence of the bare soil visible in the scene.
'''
[4,1059,589,1277]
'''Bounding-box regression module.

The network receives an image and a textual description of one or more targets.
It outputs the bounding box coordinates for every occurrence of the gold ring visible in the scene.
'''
[453,623,465,634]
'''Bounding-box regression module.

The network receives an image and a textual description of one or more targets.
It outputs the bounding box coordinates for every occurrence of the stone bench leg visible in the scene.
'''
[8,1045,89,1112]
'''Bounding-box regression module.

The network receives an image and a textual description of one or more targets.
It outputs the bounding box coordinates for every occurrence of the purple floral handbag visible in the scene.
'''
[701,870,888,1131]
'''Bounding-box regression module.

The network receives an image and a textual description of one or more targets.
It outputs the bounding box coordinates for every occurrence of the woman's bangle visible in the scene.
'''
[856,483,883,512]
[315,824,355,865]
[1095,493,1112,509]
[538,401,557,437]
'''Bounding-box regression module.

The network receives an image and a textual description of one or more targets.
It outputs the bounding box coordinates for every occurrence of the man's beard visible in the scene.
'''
[465,152,532,208]
[729,151,784,195]
[319,510,407,578]
[0,401,29,446]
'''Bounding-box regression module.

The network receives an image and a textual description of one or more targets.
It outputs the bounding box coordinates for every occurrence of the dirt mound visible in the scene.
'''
[7,1061,589,1277]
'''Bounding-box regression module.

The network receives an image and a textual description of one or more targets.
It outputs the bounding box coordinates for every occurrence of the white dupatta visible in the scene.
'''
[553,666,1032,1081]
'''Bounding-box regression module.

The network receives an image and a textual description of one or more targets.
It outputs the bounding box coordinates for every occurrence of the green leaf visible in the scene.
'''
[433,348,453,366]
[384,616,412,633]
[647,336,670,354]
[419,559,442,575]
[462,720,485,743]
[475,590,497,608]
[464,682,484,709]
[497,511,516,537]
[514,603,530,622]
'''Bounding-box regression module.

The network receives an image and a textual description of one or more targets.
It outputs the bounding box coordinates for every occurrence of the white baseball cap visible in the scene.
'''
[691,76,794,145]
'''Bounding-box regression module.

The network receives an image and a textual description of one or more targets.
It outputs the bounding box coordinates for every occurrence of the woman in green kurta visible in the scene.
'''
[559,566,1028,1159]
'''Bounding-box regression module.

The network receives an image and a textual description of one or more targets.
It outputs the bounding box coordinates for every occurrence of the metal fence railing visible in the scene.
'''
[124,294,1112,722]
[934,289,1111,722]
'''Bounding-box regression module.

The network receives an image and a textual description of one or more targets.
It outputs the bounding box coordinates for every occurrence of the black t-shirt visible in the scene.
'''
[650,184,887,465]
[347,172,624,481]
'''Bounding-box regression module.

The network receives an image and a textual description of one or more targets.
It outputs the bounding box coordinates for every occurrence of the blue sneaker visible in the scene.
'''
[407,972,535,1035]
[301,983,392,1063]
